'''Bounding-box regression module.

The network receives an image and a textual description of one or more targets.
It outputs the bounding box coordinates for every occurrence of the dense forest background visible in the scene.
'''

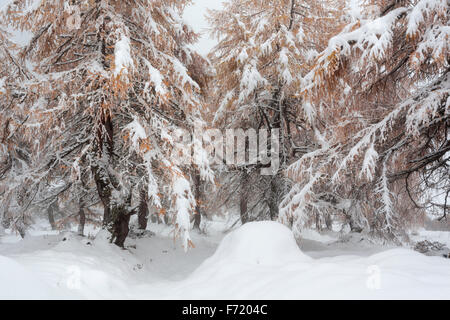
[0,0,448,249]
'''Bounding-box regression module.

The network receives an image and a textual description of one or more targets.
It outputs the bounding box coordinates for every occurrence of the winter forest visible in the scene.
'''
[0,0,449,300]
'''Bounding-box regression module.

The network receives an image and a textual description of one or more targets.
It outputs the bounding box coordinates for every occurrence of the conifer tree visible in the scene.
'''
[1,0,213,248]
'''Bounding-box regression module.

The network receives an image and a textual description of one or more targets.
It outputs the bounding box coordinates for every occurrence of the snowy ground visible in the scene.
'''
[1,218,450,299]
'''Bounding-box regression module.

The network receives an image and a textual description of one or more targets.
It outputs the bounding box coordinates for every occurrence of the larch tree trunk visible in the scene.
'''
[47,201,57,230]
[110,205,131,247]
[78,207,86,236]
[240,172,249,224]
[268,177,280,220]
[138,189,148,230]
[1,192,12,230]
[193,172,202,230]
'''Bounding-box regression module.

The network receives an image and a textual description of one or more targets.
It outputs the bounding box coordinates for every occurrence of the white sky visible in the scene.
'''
[184,0,224,55]
[0,0,224,55]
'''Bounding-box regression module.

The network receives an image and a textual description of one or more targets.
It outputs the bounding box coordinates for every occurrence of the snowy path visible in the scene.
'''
[1,222,450,299]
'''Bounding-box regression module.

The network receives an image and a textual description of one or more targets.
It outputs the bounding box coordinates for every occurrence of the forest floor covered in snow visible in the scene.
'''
[1,217,450,299]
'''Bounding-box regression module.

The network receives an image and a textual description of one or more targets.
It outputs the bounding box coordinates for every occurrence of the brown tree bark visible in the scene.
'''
[110,206,131,248]
[240,172,249,224]
[1,192,12,230]
[268,177,280,220]
[315,212,322,231]
[94,19,115,229]
[193,172,202,230]
[91,108,133,247]
[47,201,57,230]
[138,189,148,230]
[93,109,114,227]
[109,193,133,248]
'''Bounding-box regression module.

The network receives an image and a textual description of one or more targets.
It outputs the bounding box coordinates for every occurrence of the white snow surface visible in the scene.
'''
[1,221,450,299]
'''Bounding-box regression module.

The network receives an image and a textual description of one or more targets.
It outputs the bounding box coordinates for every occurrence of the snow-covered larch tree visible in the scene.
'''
[206,0,344,223]
[281,0,449,241]
[0,22,35,236]
[1,0,213,248]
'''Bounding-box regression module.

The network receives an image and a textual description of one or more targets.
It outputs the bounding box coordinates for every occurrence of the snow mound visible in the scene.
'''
[93,229,112,244]
[199,221,311,266]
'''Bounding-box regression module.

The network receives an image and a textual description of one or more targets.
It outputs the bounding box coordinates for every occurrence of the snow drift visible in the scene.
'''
[1,222,450,299]
[154,222,450,299]
[199,221,312,266]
